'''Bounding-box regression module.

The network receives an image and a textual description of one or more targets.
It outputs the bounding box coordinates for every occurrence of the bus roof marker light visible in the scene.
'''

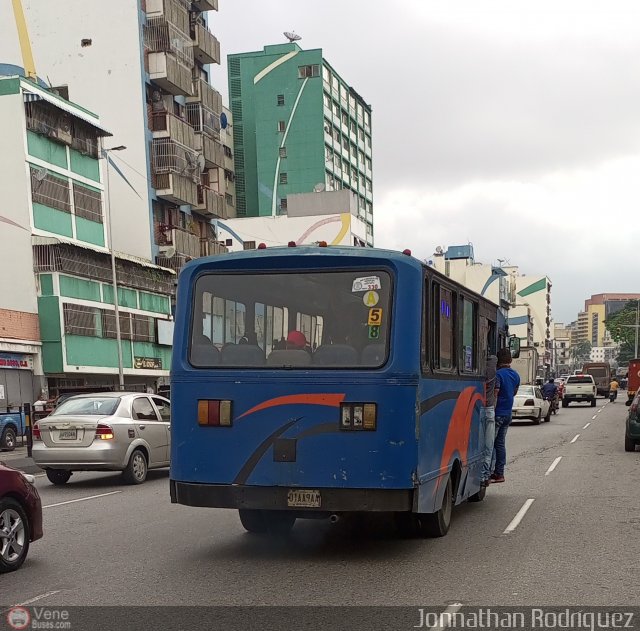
[258,243,267,249]
[318,241,328,247]
[402,249,412,256]
[288,241,296,247]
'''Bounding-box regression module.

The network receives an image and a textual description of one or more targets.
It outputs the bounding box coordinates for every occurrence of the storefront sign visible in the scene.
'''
[0,353,33,370]
[134,356,163,370]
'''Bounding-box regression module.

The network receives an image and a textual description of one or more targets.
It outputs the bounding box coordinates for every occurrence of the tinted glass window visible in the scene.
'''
[152,398,171,422]
[567,376,594,384]
[52,397,120,416]
[435,285,455,370]
[132,398,159,421]
[191,271,391,368]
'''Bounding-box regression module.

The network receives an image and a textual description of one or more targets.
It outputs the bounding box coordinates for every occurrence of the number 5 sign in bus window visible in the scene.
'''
[368,308,383,326]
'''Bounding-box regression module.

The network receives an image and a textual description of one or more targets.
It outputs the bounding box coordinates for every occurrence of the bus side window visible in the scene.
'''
[460,297,478,373]
[434,283,456,371]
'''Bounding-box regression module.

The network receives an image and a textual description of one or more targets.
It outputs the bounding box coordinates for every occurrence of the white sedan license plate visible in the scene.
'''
[287,489,321,508]
[58,429,77,440]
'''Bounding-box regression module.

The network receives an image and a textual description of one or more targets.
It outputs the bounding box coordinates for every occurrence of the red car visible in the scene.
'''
[0,462,43,572]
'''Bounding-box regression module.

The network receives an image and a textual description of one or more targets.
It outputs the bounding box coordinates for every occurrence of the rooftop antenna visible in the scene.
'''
[284,31,302,43]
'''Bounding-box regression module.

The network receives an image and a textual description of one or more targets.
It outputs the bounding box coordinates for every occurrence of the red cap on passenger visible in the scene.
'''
[286,330,307,349]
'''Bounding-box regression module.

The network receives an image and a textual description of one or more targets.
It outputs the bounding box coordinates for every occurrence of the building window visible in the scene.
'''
[225,193,234,207]
[280,198,288,212]
[279,146,287,158]
[132,314,156,342]
[223,145,233,158]
[225,239,233,246]
[73,183,103,224]
[278,120,286,132]
[277,94,285,106]
[63,303,99,337]
[298,64,320,78]
[342,112,348,126]
[279,172,288,185]
[30,167,71,214]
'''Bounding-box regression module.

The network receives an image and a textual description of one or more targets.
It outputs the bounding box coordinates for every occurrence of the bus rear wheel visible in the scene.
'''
[238,509,296,535]
[406,477,453,538]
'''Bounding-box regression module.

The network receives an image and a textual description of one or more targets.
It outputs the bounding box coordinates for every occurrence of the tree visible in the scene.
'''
[617,341,636,365]
[571,340,592,368]
[605,300,640,360]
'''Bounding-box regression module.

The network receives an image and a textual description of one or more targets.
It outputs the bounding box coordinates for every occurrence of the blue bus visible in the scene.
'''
[170,246,509,537]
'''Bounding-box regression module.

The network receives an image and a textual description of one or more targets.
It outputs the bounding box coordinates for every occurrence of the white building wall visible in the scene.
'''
[218,213,368,252]
[0,0,152,261]
[0,91,39,315]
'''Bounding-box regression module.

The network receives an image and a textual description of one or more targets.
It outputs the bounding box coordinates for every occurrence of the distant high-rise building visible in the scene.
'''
[227,43,374,245]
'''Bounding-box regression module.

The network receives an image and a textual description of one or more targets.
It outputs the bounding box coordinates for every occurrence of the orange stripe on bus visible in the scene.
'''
[237,394,346,420]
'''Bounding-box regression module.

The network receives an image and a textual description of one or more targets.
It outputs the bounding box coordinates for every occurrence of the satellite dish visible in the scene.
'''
[313,183,325,193]
[197,154,206,173]
[220,112,228,129]
[159,245,176,259]
[151,90,162,102]
[435,246,444,254]
[284,31,302,43]
[34,167,48,182]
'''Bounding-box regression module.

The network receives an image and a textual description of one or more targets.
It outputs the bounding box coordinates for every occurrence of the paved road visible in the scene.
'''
[2,396,638,607]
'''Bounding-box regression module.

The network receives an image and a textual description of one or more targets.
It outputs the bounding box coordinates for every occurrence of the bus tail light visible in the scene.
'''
[198,400,233,427]
[340,403,377,431]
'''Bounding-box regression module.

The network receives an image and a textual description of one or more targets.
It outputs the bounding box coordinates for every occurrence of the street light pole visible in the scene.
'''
[101,143,127,391]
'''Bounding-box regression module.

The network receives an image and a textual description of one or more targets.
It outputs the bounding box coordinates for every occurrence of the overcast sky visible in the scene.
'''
[216,0,640,323]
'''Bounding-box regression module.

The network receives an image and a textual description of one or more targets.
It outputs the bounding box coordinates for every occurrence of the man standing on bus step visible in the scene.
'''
[481,353,498,487]
[491,348,520,484]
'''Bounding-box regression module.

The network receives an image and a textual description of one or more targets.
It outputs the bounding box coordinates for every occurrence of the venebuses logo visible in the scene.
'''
[6,607,30,630]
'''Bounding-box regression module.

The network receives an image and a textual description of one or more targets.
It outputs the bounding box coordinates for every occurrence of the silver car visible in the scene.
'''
[32,393,171,485]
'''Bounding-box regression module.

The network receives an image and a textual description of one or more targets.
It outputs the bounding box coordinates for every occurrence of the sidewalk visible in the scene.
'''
[0,444,43,474]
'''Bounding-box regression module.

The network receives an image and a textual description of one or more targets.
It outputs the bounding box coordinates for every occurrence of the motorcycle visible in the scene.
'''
[609,390,617,403]
[544,394,559,415]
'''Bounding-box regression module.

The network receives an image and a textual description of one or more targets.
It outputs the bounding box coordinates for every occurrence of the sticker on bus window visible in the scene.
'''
[368,308,383,326]
[368,325,381,340]
[362,290,379,307]
[352,276,381,292]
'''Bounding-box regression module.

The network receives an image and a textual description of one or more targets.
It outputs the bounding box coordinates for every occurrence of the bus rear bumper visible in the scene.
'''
[170,480,413,512]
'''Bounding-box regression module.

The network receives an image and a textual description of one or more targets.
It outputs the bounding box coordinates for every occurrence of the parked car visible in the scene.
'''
[0,410,25,452]
[32,393,171,485]
[625,390,640,452]
[0,462,43,572]
[512,385,551,424]
[563,374,597,407]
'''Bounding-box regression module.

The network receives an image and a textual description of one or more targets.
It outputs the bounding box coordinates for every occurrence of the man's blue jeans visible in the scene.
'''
[481,406,495,481]
[493,414,513,477]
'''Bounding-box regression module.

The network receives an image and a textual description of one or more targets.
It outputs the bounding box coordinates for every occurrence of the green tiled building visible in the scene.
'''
[228,44,374,244]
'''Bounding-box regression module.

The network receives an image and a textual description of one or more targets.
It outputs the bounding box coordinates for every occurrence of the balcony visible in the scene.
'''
[185,102,220,139]
[200,238,227,257]
[146,0,190,36]
[187,78,222,115]
[150,112,196,149]
[154,172,199,207]
[195,134,224,169]
[193,185,226,219]
[155,223,200,259]
[193,0,218,10]
[191,20,220,65]
[148,52,193,96]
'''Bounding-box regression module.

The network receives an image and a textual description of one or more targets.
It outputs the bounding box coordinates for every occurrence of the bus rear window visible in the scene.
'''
[585,368,607,377]
[567,376,594,384]
[190,271,391,368]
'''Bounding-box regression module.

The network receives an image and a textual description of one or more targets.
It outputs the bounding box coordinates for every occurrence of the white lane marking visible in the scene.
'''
[428,603,464,631]
[43,490,121,508]
[584,422,591,429]
[570,434,580,444]
[591,414,598,419]
[15,591,60,606]
[504,499,535,534]
[545,456,562,476]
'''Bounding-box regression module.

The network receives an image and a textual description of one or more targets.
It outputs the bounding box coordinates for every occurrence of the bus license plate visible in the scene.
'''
[287,489,321,508]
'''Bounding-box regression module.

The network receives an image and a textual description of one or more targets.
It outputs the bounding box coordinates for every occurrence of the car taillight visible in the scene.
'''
[95,424,114,440]
[198,400,232,426]
[524,399,535,406]
[340,403,377,430]
[32,423,41,441]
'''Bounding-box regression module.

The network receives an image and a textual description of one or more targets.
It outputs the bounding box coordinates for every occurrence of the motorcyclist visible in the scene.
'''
[541,378,558,400]
[609,378,619,402]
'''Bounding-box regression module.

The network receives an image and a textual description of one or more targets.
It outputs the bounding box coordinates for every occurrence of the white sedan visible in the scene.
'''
[512,385,551,424]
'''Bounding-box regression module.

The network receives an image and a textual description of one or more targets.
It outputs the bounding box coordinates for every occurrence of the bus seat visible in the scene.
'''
[312,344,358,366]
[267,350,311,367]
[221,344,265,366]
[361,344,386,366]
[191,338,221,366]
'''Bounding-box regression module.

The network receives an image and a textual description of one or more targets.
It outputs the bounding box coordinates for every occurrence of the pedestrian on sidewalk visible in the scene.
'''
[491,347,520,484]
[481,353,498,487]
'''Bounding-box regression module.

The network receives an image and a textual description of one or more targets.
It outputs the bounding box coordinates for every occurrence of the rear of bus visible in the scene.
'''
[170,248,422,531]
